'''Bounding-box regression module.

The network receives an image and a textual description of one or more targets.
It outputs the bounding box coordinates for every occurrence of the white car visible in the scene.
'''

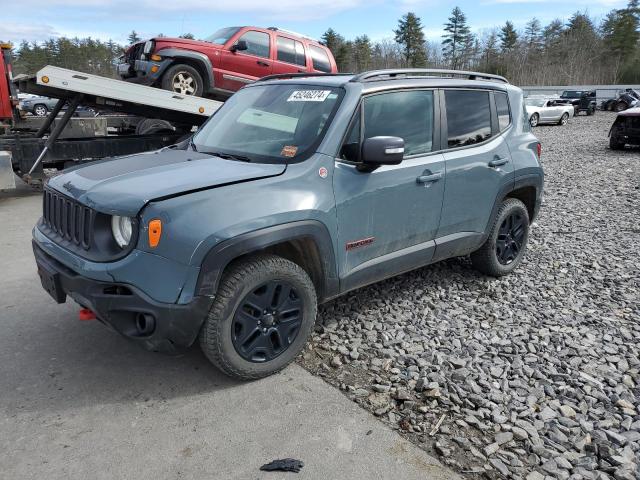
[525,97,574,127]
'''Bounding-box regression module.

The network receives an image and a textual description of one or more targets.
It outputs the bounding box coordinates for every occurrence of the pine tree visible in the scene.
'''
[499,21,518,52]
[127,31,141,44]
[524,18,543,49]
[321,28,349,71]
[442,7,471,69]
[353,35,372,72]
[179,33,195,39]
[394,12,427,67]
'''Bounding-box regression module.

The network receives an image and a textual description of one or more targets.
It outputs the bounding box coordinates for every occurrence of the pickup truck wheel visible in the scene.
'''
[161,64,204,97]
[199,254,317,380]
[529,113,539,127]
[33,104,48,116]
[470,198,530,277]
[610,136,624,150]
[558,113,569,126]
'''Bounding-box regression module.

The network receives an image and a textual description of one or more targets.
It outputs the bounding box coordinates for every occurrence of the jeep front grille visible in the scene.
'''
[42,187,94,250]
[125,43,145,64]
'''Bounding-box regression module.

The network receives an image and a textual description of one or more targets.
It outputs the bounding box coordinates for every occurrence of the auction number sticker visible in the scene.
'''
[287,90,332,102]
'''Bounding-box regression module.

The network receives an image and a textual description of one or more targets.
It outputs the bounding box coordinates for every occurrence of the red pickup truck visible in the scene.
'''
[118,26,338,99]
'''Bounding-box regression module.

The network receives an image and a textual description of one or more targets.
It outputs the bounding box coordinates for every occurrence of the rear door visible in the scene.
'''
[438,89,514,239]
[272,36,308,75]
[220,30,273,90]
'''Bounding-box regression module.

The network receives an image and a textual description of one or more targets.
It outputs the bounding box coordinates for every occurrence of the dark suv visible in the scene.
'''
[118,26,338,100]
[33,69,543,380]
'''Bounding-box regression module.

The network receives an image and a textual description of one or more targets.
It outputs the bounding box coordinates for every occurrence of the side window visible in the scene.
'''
[340,90,434,161]
[340,112,361,162]
[445,90,492,148]
[276,37,306,66]
[237,31,270,58]
[309,45,331,73]
[495,92,511,131]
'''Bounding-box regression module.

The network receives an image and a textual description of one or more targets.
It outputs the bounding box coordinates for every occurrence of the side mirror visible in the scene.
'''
[362,136,404,166]
[230,40,248,53]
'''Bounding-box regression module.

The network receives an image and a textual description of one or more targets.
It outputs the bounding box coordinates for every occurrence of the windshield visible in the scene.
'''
[526,98,546,107]
[562,91,583,98]
[192,84,343,163]
[205,27,241,45]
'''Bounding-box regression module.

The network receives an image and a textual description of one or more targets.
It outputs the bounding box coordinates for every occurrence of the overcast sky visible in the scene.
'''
[0,0,630,45]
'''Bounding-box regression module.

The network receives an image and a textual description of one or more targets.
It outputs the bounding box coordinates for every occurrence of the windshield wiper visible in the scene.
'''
[189,137,198,152]
[200,151,252,162]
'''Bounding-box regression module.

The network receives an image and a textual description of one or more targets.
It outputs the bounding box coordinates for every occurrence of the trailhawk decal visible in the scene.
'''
[287,90,331,102]
[346,237,375,251]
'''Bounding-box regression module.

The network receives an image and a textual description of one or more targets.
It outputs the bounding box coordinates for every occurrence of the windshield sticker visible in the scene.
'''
[281,145,298,157]
[287,90,332,102]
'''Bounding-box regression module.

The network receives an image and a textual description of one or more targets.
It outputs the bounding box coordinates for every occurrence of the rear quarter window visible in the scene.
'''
[309,45,332,73]
[495,91,511,131]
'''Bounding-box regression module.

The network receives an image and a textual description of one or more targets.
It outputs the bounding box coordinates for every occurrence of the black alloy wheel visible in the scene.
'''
[231,280,303,363]
[496,212,526,265]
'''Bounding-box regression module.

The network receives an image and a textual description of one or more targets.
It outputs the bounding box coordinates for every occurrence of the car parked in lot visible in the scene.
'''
[558,89,596,115]
[118,26,338,100]
[33,69,543,380]
[19,95,58,116]
[609,107,640,149]
[525,97,574,127]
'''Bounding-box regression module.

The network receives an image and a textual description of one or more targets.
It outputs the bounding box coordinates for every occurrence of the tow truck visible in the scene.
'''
[0,43,223,190]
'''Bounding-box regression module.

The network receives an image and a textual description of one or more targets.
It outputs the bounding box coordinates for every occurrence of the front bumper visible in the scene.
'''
[117,58,171,85]
[33,242,212,353]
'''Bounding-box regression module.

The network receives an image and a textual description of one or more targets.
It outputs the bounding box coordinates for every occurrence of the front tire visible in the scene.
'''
[610,136,624,150]
[199,254,317,380]
[471,198,530,277]
[558,113,569,126]
[529,113,539,127]
[161,64,204,97]
[33,104,48,116]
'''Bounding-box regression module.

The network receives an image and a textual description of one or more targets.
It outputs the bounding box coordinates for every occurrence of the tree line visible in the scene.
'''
[3,1,639,86]
[324,1,640,84]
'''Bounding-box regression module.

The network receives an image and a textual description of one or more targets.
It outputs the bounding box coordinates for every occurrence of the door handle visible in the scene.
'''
[257,60,270,67]
[488,157,509,168]
[416,171,443,184]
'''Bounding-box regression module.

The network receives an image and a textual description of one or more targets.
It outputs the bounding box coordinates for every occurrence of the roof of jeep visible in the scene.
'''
[253,70,514,93]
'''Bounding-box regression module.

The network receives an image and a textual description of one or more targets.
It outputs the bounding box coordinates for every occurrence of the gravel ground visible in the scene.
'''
[299,112,640,480]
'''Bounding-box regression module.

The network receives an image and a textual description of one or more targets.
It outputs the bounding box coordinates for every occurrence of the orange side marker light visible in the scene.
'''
[148,219,162,248]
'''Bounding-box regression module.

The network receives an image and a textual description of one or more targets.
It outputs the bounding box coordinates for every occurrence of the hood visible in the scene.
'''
[47,149,286,216]
[155,37,217,49]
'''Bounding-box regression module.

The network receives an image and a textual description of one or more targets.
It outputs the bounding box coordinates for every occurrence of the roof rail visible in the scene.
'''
[350,69,509,84]
[255,72,351,83]
[267,27,319,43]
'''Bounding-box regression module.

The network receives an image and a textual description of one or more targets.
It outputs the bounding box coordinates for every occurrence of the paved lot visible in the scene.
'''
[0,185,459,480]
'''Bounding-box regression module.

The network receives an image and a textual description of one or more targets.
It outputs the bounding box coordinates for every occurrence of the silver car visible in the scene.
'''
[525,97,574,127]
[19,95,59,116]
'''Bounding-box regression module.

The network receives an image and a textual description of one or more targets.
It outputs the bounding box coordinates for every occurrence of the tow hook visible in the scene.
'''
[79,308,96,321]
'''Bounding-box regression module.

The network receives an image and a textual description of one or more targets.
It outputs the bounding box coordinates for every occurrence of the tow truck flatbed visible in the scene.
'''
[0,53,224,188]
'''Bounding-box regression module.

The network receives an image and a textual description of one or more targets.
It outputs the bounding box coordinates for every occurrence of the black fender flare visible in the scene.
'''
[482,173,543,241]
[157,49,215,92]
[195,220,339,302]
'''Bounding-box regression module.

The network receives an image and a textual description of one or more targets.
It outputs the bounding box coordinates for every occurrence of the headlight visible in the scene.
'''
[111,215,133,248]
[143,40,153,54]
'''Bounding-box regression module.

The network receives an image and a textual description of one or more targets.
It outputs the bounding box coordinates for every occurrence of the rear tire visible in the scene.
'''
[615,102,627,112]
[471,198,530,277]
[161,64,204,97]
[558,113,569,126]
[199,254,317,380]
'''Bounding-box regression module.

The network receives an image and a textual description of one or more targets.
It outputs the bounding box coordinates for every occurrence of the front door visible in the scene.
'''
[438,89,515,238]
[333,89,445,289]
[220,30,273,91]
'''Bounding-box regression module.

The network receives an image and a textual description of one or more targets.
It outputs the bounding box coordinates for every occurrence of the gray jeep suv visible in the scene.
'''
[33,69,543,380]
